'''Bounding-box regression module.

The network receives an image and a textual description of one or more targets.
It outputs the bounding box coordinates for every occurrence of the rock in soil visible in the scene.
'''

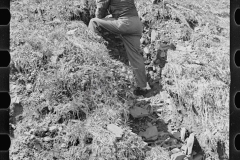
[26,83,32,91]
[171,152,187,160]
[33,140,42,150]
[29,129,36,134]
[151,29,158,43]
[10,103,23,121]
[171,148,181,154]
[139,126,158,141]
[130,106,150,118]
[186,133,195,155]
[144,47,150,54]
[49,126,58,132]
[61,143,67,148]
[181,127,187,142]
[107,124,124,138]
[184,155,194,160]
[30,135,35,140]
[43,137,52,142]
[66,29,78,35]
[193,154,203,160]
[181,144,188,153]
[172,130,181,139]
[34,129,48,137]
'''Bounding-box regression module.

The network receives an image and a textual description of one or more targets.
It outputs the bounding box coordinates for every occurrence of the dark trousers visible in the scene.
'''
[88,16,147,88]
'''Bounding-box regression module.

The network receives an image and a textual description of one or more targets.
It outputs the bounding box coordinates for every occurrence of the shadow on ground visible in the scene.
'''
[217,140,228,160]
[101,29,129,65]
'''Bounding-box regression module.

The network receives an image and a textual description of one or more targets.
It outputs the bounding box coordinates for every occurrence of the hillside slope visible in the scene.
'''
[10,0,229,159]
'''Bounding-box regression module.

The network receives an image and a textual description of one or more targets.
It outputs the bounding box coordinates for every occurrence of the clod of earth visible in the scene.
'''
[26,83,32,90]
[176,45,192,52]
[49,18,61,24]
[43,137,52,142]
[130,106,150,118]
[147,122,153,127]
[169,138,179,146]
[143,47,150,54]
[126,100,134,106]
[139,126,158,141]
[12,157,18,160]
[121,67,126,73]
[167,104,173,111]
[186,133,195,155]
[171,152,187,160]
[159,131,169,137]
[11,96,20,104]
[151,29,158,43]
[24,131,31,135]
[30,135,35,140]
[34,128,48,137]
[49,126,58,132]
[171,148,181,154]
[107,124,124,138]
[156,108,163,113]
[33,140,42,150]
[34,143,42,150]
[10,103,23,118]
[29,129,36,134]
[61,143,67,148]
[140,37,146,44]
[165,98,172,105]
[51,56,58,64]
[181,144,188,154]
[172,130,181,139]
[66,29,78,35]
[185,155,194,160]
[181,128,187,142]
[58,127,63,132]
[193,154,203,160]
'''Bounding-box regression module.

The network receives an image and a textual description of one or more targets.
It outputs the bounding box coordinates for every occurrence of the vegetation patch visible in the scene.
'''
[10,0,229,159]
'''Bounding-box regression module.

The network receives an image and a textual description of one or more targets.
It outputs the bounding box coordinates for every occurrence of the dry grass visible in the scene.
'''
[10,0,229,159]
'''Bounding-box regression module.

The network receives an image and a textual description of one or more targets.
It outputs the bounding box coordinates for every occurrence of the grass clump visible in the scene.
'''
[10,1,147,159]
[10,0,229,159]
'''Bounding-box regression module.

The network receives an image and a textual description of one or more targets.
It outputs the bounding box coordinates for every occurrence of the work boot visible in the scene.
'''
[133,87,150,96]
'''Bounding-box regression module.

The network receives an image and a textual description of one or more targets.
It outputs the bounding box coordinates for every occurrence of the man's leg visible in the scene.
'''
[89,17,148,92]
[121,35,147,88]
[88,17,122,35]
